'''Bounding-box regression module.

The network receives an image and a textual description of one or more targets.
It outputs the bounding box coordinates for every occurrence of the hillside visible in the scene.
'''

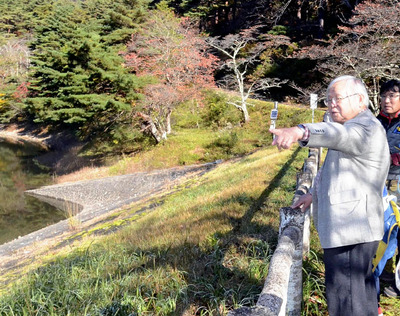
[0,102,398,315]
[1,0,400,313]
[0,145,310,315]
[1,0,399,156]
[0,101,329,315]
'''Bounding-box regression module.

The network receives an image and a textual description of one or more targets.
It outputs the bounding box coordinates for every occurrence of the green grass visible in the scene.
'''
[1,97,397,315]
[0,145,311,315]
[302,250,327,315]
[381,295,400,316]
[105,99,323,175]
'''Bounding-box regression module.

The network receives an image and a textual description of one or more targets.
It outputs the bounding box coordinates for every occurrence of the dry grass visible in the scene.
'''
[54,165,111,184]
[0,100,331,314]
[0,145,309,315]
[107,146,302,252]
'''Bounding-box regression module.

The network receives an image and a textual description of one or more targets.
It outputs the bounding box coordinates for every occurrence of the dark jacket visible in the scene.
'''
[377,111,400,179]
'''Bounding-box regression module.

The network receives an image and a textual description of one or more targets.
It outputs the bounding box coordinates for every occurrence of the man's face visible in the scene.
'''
[327,80,363,124]
[380,90,400,118]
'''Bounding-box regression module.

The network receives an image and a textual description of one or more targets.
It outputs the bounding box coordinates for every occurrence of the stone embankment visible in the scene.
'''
[0,162,221,256]
[0,124,222,280]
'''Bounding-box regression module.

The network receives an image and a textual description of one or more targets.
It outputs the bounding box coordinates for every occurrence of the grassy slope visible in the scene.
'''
[0,147,310,315]
[0,99,398,315]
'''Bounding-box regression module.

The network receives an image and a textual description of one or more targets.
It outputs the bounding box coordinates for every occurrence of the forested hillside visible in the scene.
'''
[1,2,400,314]
[0,0,399,158]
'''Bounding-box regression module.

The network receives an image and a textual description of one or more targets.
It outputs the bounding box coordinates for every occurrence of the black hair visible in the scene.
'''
[380,79,400,95]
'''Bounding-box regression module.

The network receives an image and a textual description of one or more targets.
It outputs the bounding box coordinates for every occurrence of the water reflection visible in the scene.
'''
[0,142,64,245]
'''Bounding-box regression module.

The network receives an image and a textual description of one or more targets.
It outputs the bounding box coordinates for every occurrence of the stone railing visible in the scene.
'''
[229,147,320,316]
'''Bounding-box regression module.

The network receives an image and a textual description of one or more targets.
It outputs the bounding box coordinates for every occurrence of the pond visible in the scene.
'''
[0,142,64,245]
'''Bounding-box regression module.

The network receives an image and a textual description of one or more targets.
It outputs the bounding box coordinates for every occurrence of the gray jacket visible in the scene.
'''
[303,110,390,249]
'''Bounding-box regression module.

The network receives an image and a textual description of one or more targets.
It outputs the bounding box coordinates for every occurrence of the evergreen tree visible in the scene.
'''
[0,0,54,43]
[83,0,148,46]
[24,1,143,140]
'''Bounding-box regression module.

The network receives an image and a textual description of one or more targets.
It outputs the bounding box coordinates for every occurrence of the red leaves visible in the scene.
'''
[123,9,219,109]
[14,81,30,101]
[296,0,400,109]
[121,7,219,141]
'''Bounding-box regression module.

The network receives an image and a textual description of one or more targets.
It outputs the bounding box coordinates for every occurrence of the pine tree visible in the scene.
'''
[25,1,143,139]
[83,0,148,46]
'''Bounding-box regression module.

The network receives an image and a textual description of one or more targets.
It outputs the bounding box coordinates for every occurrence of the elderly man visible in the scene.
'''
[270,75,390,316]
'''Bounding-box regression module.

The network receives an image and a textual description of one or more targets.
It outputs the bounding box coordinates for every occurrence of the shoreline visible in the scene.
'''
[0,125,50,151]
[0,161,221,288]
[0,124,96,176]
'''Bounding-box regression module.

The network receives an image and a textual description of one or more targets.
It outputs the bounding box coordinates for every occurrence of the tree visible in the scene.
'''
[0,37,30,122]
[123,3,218,143]
[82,0,147,46]
[207,27,289,122]
[0,0,55,43]
[296,0,400,112]
[0,38,30,81]
[24,1,142,139]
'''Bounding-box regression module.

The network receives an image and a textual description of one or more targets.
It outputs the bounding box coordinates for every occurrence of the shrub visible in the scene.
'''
[201,90,241,128]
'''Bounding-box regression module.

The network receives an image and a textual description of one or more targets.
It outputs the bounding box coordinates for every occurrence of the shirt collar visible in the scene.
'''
[379,110,400,120]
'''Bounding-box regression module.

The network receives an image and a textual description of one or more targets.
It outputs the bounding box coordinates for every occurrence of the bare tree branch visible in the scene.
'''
[207,27,290,122]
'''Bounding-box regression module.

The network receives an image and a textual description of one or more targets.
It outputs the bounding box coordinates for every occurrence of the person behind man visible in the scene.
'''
[270,75,390,316]
[378,80,400,181]
[377,79,400,298]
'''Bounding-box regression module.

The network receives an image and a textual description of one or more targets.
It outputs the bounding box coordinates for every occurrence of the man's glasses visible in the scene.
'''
[380,93,400,100]
[324,93,359,106]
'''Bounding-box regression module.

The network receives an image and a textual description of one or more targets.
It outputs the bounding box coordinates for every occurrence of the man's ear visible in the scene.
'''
[357,94,366,109]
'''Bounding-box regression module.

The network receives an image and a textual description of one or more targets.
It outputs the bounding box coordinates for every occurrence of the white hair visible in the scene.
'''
[326,75,369,107]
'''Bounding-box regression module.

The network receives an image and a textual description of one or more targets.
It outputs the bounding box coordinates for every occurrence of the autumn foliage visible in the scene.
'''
[297,0,400,111]
[124,5,218,142]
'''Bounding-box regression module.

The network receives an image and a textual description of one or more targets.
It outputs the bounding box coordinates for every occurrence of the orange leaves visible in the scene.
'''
[14,82,30,101]
[123,8,218,107]
[120,6,219,141]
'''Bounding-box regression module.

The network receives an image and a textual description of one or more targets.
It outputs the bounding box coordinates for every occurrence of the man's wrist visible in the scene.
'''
[297,124,309,141]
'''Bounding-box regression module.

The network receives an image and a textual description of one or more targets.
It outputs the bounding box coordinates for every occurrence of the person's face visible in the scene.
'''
[380,89,400,118]
[326,80,364,124]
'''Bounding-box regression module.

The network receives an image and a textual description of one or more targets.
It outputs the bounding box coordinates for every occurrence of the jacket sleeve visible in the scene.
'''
[302,121,370,156]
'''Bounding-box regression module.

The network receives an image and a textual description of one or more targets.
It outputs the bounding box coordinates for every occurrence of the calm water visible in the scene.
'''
[0,142,64,245]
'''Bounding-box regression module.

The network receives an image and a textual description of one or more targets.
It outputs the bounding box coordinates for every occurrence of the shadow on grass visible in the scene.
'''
[2,148,303,316]
[99,147,303,315]
[236,147,302,233]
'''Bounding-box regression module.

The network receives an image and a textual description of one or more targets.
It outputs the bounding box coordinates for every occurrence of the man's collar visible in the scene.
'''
[379,110,400,120]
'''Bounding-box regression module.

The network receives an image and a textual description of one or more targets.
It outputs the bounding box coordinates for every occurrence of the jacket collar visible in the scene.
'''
[379,110,400,120]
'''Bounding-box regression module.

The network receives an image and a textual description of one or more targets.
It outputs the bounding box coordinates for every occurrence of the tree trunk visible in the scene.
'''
[297,0,302,19]
[241,102,250,122]
[318,0,326,39]
[166,108,172,135]
[137,112,162,143]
